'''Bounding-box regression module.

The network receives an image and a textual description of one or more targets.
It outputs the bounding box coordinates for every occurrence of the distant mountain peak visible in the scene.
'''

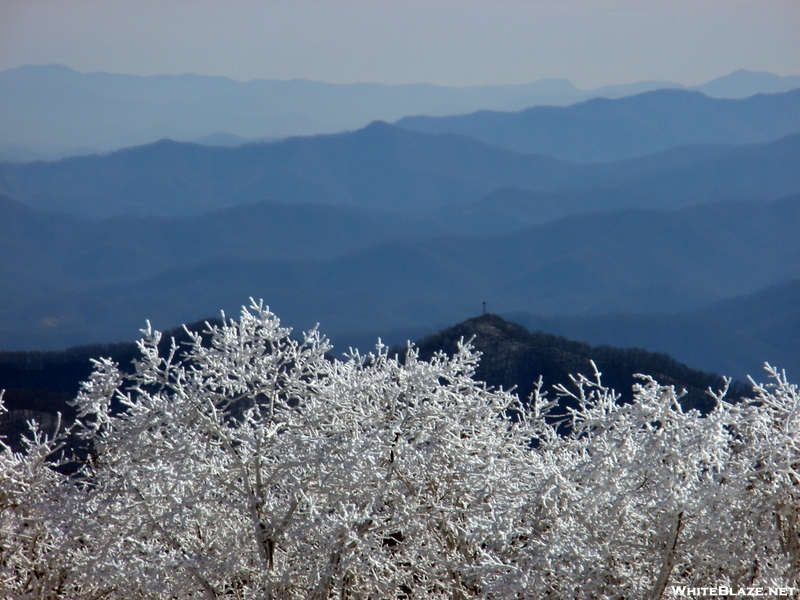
[396,87,800,161]
[3,63,78,75]
[693,69,800,99]
[404,313,738,413]
[360,120,394,131]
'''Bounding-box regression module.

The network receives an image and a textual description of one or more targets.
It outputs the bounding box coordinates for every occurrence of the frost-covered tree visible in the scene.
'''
[528,367,800,598]
[61,301,558,599]
[0,404,77,598]
[1,300,798,599]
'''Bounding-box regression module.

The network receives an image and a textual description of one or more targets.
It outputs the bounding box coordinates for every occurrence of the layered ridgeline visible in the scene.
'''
[1,88,798,383]
[396,88,800,162]
[3,69,798,598]
[2,127,799,242]
[2,64,799,161]
[1,121,799,218]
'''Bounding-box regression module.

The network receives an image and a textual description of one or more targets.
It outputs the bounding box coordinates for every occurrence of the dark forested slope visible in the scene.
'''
[401,314,748,414]
[0,313,744,451]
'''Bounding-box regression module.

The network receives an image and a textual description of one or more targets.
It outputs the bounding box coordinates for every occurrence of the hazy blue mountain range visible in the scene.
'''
[0,123,580,217]
[2,122,799,218]
[1,192,798,359]
[1,72,798,382]
[396,88,800,162]
[509,277,800,382]
[2,64,798,161]
[693,69,800,99]
[0,193,418,295]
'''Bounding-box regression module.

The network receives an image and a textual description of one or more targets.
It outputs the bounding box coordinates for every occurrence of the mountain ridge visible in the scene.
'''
[2,124,798,219]
[3,64,798,161]
[0,125,583,217]
[396,88,800,162]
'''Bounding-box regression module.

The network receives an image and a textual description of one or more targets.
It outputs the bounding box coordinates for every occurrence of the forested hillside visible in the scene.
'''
[510,278,800,381]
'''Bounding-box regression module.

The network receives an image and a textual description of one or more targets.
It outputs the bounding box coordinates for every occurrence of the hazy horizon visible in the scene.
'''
[1,0,798,89]
[5,62,793,90]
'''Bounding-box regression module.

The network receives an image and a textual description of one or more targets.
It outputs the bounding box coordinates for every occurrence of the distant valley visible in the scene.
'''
[509,277,800,382]
[2,191,798,380]
[1,74,798,385]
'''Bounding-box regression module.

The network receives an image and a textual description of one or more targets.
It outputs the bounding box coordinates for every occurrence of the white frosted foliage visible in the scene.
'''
[1,301,798,598]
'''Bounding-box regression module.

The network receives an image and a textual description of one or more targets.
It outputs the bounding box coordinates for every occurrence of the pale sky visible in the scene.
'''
[0,0,798,89]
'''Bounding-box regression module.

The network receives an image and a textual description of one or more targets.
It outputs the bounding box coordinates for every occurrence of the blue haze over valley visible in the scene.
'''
[1,65,799,383]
